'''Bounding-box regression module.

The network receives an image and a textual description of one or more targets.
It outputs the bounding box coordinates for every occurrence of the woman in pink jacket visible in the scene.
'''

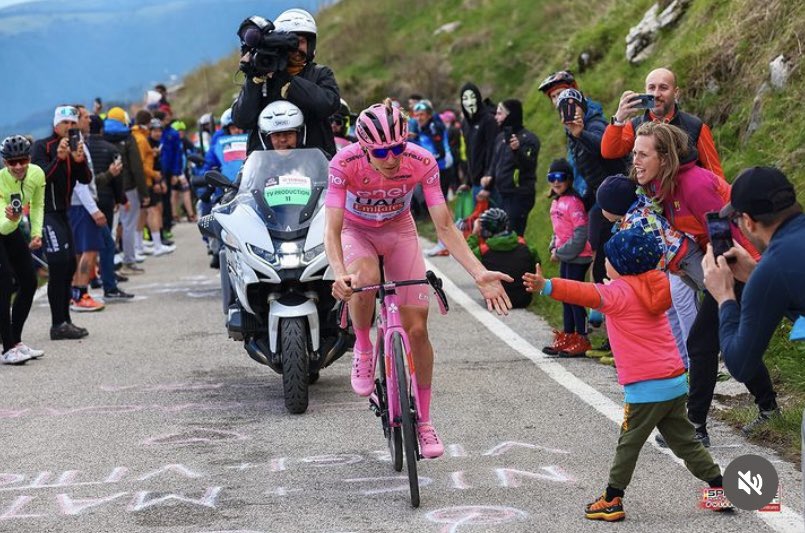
[545,159,593,356]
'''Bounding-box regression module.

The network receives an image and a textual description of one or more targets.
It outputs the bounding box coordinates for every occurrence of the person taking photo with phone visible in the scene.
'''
[0,135,46,363]
[631,121,779,447]
[480,99,539,237]
[602,67,723,179]
[32,105,93,340]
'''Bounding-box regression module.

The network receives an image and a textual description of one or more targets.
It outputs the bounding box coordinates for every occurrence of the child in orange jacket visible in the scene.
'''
[524,228,730,521]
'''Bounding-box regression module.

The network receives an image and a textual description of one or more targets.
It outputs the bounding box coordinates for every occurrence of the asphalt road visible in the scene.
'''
[1,223,802,533]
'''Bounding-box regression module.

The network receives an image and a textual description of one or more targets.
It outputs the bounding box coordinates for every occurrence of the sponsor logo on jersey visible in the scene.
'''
[354,184,410,198]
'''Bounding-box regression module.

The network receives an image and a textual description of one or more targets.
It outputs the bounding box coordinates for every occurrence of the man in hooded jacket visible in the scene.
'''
[458,83,499,199]
[483,99,539,237]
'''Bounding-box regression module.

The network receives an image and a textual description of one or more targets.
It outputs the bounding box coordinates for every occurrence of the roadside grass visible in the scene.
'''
[173,0,805,456]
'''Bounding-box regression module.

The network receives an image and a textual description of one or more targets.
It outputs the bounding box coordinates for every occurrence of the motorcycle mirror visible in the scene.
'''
[205,170,236,189]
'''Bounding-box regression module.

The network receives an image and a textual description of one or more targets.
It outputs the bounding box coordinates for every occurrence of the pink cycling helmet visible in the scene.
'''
[355,101,408,149]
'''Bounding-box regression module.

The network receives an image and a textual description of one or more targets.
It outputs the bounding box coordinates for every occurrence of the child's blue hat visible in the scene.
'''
[604,227,661,275]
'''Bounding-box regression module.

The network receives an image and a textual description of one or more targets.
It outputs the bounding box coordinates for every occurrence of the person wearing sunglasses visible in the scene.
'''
[0,135,46,364]
[324,99,513,458]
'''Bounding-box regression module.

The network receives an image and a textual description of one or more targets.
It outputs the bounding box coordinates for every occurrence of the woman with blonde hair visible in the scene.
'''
[631,121,779,448]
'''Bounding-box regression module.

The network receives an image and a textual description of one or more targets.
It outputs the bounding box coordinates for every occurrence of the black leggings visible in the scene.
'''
[0,229,37,352]
[561,261,590,335]
[43,212,77,327]
[686,284,778,425]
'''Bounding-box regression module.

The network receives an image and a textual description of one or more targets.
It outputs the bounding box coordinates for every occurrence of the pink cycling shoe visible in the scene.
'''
[350,349,375,396]
[417,422,445,458]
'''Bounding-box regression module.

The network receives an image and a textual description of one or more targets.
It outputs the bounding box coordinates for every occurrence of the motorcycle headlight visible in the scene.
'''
[303,243,325,263]
[276,241,304,269]
[247,243,276,265]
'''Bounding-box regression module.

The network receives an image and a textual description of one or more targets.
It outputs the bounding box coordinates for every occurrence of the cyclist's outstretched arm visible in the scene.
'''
[324,206,355,300]
[428,202,513,315]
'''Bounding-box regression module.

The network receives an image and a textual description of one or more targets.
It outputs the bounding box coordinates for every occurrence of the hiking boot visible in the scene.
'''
[586,339,612,358]
[350,349,375,396]
[559,333,592,357]
[104,288,135,301]
[585,493,625,522]
[70,293,105,312]
[15,343,44,359]
[741,408,781,436]
[417,422,445,459]
[50,322,88,340]
[542,330,572,355]
[1,347,32,365]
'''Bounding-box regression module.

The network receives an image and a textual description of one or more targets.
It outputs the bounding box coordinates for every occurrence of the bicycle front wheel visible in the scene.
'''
[392,332,419,508]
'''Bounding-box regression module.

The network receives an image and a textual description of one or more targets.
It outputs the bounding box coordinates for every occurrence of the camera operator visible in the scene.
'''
[232,8,340,157]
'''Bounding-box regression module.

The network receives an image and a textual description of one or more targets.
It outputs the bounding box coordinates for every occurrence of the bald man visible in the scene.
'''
[601,67,724,179]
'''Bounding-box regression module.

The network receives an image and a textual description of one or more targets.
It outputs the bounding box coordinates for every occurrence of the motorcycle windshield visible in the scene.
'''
[237,148,329,236]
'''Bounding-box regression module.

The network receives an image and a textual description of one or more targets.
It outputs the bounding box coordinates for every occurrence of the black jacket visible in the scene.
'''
[460,83,498,187]
[566,104,626,209]
[87,134,125,207]
[31,133,92,213]
[232,62,340,157]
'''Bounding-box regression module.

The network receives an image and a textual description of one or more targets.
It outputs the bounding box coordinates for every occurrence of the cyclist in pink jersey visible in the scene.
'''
[324,99,513,458]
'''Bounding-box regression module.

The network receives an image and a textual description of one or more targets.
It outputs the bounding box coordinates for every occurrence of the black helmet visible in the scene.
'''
[538,70,578,94]
[479,208,509,238]
[1,135,31,159]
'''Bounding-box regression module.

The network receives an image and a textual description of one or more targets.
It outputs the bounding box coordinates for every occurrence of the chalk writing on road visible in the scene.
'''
[426,506,529,533]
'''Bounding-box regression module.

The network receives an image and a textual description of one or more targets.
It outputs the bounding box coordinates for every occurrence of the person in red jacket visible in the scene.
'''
[524,228,730,521]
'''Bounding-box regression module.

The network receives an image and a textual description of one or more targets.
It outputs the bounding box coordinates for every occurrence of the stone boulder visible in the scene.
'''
[626,0,691,64]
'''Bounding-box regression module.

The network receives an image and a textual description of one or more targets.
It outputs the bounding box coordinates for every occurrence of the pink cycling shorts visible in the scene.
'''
[341,213,429,308]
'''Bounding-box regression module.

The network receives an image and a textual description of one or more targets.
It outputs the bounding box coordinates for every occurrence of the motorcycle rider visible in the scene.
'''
[232,8,340,157]
[257,100,306,151]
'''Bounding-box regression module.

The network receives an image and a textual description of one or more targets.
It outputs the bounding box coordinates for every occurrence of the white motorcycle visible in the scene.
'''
[198,148,351,414]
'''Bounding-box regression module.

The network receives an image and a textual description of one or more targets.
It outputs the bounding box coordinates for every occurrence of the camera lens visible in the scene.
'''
[242,27,263,48]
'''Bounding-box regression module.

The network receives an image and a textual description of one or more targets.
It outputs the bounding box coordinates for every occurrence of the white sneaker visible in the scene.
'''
[425,241,448,256]
[15,343,44,359]
[134,253,147,263]
[153,244,176,256]
[114,253,123,266]
[140,247,154,256]
[1,347,32,365]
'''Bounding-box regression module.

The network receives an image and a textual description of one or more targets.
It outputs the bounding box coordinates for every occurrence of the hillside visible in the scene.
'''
[173,0,805,454]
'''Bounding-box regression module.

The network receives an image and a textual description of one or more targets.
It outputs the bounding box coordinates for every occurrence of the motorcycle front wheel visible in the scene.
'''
[280,317,310,414]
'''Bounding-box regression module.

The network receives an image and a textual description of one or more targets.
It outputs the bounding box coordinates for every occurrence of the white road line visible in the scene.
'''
[426,260,803,533]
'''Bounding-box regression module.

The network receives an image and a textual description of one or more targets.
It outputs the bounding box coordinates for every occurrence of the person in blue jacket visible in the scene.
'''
[410,99,454,196]
[703,167,804,436]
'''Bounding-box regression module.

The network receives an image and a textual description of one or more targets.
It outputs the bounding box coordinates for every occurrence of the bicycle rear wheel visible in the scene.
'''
[392,332,419,508]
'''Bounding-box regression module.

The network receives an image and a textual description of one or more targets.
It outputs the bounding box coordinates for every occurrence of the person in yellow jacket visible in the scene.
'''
[0,135,46,363]
[132,110,173,256]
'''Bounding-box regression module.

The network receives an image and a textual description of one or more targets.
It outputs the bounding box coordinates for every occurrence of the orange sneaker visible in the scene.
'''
[585,493,625,522]
[70,293,106,313]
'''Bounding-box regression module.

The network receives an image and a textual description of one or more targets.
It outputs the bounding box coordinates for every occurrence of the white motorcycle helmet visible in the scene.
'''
[220,108,233,129]
[258,100,306,149]
[274,8,317,59]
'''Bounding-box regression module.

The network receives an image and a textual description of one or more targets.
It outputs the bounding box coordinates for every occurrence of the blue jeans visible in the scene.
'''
[561,261,590,335]
[99,224,117,292]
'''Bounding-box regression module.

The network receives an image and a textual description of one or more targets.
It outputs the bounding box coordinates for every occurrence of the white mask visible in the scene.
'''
[462,90,478,117]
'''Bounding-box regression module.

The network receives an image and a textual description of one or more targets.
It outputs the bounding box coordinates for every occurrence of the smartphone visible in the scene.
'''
[559,99,577,122]
[630,93,655,110]
[9,193,23,215]
[705,212,736,263]
[112,154,122,165]
[68,128,81,152]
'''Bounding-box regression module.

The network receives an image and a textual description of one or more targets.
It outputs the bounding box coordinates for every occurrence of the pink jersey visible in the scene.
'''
[325,142,445,227]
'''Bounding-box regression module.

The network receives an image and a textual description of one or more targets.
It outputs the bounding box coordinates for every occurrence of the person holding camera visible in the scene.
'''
[231,8,340,157]
[0,135,46,363]
[31,105,93,340]
[481,99,539,237]
[602,67,723,179]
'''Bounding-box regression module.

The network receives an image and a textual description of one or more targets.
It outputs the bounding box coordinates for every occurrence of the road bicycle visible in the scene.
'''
[340,257,449,507]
